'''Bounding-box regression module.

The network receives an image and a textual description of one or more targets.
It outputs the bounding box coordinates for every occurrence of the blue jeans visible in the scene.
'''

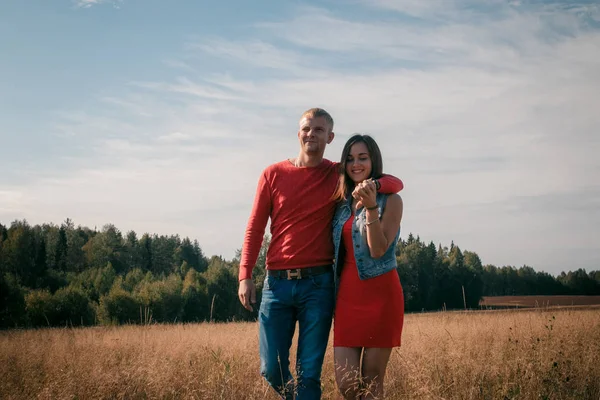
[259,271,335,400]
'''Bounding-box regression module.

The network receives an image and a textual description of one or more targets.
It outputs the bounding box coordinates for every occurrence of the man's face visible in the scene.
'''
[297,116,334,156]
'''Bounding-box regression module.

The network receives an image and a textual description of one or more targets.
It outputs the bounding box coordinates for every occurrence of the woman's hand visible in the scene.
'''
[352,179,377,209]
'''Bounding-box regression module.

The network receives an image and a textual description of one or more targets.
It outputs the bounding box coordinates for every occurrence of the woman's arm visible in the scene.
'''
[364,194,403,259]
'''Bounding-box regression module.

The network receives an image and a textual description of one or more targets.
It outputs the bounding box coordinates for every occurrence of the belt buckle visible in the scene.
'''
[286,269,302,280]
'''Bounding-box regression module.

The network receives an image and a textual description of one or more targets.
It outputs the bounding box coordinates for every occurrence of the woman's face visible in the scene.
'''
[345,141,372,184]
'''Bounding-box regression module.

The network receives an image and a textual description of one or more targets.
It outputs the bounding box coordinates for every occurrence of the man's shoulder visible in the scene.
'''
[261,159,337,176]
[262,160,292,174]
[322,158,337,168]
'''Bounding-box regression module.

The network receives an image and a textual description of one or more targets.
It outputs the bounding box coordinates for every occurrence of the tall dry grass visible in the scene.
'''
[1,307,599,399]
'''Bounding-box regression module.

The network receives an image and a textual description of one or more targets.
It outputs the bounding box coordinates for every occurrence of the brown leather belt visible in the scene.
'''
[267,265,332,280]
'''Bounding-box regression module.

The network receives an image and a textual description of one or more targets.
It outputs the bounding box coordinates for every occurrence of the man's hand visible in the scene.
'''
[238,279,257,312]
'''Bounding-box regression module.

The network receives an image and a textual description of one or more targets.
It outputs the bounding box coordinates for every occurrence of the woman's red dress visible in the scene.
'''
[334,215,405,348]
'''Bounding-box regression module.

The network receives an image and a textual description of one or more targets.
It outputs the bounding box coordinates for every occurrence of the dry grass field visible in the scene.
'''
[480,296,600,308]
[2,307,600,399]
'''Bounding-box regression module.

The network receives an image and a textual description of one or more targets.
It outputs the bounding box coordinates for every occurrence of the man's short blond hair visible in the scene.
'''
[300,108,334,130]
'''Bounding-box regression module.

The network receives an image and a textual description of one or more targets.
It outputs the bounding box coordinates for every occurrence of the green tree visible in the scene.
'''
[52,286,95,326]
[481,264,500,296]
[461,250,484,308]
[44,224,66,273]
[24,289,54,327]
[64,219,86,273]
[122,230,142,272]
[433,245,454,310]
[31,226,47,288]
[98,286,141,325]
[174,237,201,271]
[395,237,422,311]
[83,224,124,272]
[94,262,117,297]
[203,256,241,321]
[149,234,179,276]
[3,220,37,287]
[0,273,26,328]
[138,233,153,272]
[417,242,438,310]
[193,239,209,272]
[182,268,208,322]
[122,268,145,292]
[558,269,600,295]
[135,273,184,323]
[0,223,7,270]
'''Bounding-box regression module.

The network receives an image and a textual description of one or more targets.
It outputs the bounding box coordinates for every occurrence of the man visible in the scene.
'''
[238,108,403,399]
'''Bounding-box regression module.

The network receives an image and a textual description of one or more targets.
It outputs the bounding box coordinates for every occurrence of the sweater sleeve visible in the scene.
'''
[239,171,272,281]
[377,174,404,194]
[329,161,404,194]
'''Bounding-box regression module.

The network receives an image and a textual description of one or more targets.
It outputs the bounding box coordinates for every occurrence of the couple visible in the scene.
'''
[238,108,405,399]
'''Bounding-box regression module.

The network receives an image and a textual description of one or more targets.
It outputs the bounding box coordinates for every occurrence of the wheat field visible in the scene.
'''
[1,307,599,399]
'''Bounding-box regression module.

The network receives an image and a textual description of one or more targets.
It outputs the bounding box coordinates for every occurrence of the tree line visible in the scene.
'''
[0,219,598,329]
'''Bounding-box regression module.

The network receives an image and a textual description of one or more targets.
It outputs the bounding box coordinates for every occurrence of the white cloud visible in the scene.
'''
[156,132,193,143]
[0,190,30,215]
[73,0,122,9]
[6,1,599,274]
[162,59,195,72]
[188,39,317,76]
[131,78,244,102]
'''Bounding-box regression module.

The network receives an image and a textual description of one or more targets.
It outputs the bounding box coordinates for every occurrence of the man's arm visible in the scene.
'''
[239,172,272,280]
[376,173,404,194]
[238,172,271,312]
[329,161,404,194]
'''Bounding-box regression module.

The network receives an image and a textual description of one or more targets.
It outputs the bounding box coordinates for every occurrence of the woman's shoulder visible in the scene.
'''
[379,193,402,209]
[386,193,402,202]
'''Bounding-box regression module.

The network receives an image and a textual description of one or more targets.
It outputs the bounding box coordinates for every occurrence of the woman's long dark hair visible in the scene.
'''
[332,134,383,202]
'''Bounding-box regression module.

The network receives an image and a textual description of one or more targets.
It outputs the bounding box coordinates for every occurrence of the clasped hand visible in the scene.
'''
[352,179,377,209]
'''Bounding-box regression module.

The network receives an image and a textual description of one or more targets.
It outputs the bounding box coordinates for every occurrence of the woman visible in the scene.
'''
[331,134,404,399]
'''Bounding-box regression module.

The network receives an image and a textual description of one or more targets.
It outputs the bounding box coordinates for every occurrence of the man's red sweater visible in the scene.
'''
[239,159,403,281]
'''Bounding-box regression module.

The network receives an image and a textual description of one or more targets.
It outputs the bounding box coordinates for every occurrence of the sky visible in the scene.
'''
[1,0,599,276]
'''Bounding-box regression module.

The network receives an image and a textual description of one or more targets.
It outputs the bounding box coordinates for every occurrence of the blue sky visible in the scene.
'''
[1,0,599,276]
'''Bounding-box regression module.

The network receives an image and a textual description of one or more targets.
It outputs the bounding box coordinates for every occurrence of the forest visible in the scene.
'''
[1,219,598,328]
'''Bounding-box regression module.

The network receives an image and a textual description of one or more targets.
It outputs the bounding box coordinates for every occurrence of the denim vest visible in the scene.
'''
[332,193,400,286]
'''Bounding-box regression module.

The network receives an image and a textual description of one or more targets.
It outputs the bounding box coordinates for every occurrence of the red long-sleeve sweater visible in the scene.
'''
[238,159,403,281]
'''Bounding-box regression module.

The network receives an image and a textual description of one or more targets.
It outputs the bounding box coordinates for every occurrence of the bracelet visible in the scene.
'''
[366,217,379,226]
[365,204,378,210]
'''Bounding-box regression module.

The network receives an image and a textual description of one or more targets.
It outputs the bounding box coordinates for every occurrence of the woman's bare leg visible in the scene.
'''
[334,347,362,399]
[360,347,392,399]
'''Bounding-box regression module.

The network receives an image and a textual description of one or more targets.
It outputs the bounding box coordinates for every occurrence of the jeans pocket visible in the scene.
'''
[310,271,334,289]
[263,275,278,291]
